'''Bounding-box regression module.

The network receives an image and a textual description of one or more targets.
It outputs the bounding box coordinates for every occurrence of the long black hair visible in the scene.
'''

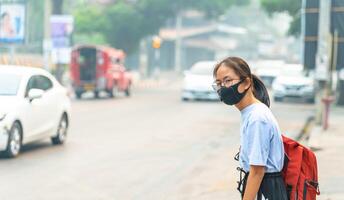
[213,57,270,107]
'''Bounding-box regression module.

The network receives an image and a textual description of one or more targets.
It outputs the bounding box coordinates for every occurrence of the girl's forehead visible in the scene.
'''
[216,65,239,80]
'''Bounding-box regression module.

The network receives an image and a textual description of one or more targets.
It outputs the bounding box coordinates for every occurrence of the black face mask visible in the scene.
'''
[217,80,249,105]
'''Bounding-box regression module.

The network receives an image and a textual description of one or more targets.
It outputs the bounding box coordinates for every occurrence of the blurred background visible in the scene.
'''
[0,0,344,199]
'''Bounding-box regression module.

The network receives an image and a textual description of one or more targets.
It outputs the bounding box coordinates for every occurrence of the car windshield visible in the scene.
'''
[190,63,215,75]
[281,69,304,77]
[0,73,22,96]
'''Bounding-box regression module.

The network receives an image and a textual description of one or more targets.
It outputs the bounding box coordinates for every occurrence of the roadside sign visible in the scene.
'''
[0,3,26,44]
[50,15,74,64]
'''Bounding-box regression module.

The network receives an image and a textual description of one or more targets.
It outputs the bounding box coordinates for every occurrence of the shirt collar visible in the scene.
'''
[240,102,261,120]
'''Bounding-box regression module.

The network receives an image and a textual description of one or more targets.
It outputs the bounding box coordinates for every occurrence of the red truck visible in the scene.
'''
[70,45,132,99]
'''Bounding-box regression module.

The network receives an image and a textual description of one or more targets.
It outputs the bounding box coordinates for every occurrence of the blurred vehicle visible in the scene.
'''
[0,65,71,158]
[70,45,132,99]
[182,61,218,101]
[251,59,284,88]
[272,64,315,103]
[256,67,281,88]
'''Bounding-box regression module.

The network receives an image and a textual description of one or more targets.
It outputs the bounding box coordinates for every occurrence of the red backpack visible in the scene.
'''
[282,135,320,200]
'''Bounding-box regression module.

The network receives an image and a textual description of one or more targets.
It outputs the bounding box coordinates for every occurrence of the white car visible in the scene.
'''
[182,61,219,101]
[272,65,315,103]
[0,66,71,158]
[251,59,285,88]
[256,67,281,88]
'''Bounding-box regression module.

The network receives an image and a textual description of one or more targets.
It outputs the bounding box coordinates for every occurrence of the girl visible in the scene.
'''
[212,57,287,200]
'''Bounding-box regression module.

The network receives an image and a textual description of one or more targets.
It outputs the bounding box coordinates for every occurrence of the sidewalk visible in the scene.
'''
[308,106,344,200]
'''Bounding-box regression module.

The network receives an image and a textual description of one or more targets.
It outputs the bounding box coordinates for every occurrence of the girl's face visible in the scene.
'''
[215,64,250,93]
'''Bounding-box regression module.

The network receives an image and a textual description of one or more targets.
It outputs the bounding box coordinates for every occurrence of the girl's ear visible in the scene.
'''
[244,77,251,90]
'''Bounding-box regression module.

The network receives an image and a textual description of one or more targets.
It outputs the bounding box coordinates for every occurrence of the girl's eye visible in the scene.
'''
[224,79,232,84]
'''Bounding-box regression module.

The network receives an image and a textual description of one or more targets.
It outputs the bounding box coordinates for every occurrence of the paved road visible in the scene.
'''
[0,83,315,200]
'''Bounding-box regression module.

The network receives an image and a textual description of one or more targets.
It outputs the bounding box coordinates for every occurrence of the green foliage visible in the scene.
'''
[189,0,234,18]
[288,14,301,36]
[73,33,107,46]
[136,0,174,36]
[260,0,302,36]
[74,5,106,34]
[73,5,109,47]
[104,2,143,54]
[233,0,250,6]
[73,0,249,54]
[27,0,44,46]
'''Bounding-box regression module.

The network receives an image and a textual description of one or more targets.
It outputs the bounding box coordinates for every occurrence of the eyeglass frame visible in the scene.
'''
[212,78,242,91]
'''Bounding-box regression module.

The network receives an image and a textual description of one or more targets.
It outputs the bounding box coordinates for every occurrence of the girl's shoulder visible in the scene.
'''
[245,103,275,124]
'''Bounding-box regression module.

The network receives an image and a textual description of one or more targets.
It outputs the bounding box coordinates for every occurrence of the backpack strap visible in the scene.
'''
[236,167,248,199]
[257,189,263,200]
[234,151,240,161]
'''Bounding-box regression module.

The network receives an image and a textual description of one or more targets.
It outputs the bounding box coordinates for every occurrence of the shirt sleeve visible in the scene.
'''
[246,120,272,167]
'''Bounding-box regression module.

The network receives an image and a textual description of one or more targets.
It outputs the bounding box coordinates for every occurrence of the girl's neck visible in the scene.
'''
[235,90,260,111]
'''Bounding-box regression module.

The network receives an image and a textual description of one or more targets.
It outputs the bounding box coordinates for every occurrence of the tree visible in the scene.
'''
[104,2,143,54]
[73,0,249,54]
[26,0,44,49]
[73,5,108,45]
[260,0,302,36]
[74,5,106,34]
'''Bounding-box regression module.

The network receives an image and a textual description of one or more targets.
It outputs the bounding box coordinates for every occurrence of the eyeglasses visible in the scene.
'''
[212,78,242,91]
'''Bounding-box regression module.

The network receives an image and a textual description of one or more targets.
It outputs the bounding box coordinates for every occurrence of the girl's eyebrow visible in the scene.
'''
[222,75,233,80]
[216,75,234,82]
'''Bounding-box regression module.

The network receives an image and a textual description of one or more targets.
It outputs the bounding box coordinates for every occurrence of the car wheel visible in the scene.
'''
[109,91,114,98]
[75,91,82,99]
[182,97,189,101]
[125,85,131,97]
[108,88,114,98]
[274,96,283,102]
[51,114,68,145]
[108,85,118,98]
[3,122,22,158]
[94,91,99,99]
[306,97,315,104]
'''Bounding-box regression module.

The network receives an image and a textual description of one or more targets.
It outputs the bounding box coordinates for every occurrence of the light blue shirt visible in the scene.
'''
[239,103,284,173]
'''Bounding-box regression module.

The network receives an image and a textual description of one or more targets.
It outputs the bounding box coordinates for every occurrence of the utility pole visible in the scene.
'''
[301,0,306,70]
[51,0,64,83]
[314,0,331,126]
[321,29,337,130]
[152,35,162,80]
[43,0,52,71]
[313,0,336,130]
[139,39,148,78]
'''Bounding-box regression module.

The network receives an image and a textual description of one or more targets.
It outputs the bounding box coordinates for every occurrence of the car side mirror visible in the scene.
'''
[28,89,44,102]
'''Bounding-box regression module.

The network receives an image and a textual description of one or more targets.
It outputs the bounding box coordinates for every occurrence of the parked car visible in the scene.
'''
[182,61,219,101]
[256,67,281,88]
[0,65,71,158]
[70,45,132,99]
[251,59,284,88]
[272,64,315,103]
